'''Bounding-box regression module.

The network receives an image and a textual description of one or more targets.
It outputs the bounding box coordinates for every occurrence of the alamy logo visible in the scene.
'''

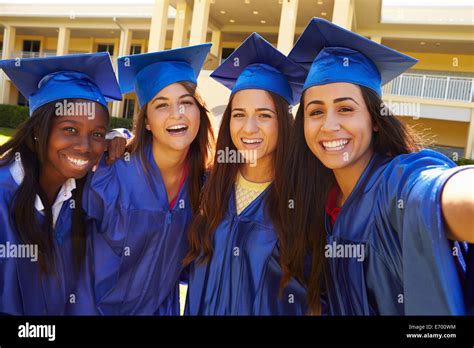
[55,99,96,119]
[325,241,365,262]
[18,322,56,341]
[0,242,38,262]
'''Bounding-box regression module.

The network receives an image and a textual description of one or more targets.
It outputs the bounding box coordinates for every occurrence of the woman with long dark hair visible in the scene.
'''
[67,44,215,315]
[184,33,308,315]
[0,53,121,314]
[278,18,474,315]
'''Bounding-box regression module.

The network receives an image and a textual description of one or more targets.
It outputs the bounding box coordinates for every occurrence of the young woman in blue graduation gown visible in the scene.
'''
[278,18,474,315]
[183,33,308,315]
[68,45,215,315]
[0,53,121,315]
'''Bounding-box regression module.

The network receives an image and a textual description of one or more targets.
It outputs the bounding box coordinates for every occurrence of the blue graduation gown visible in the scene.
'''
[324,149,473,315]
[185,186,308,315]
[70,144,192,315]
[464,244,474,315]
[0,164,77,315]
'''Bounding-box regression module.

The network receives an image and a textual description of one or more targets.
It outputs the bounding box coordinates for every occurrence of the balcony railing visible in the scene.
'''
[10,51,57,58]
[3,53,472,103]
[9,51,115,60]
[382,73,474,103]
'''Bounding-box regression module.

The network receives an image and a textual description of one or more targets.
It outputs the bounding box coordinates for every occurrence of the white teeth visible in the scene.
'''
[242,138,263,144]
[322,139,349,151]
[66,156,89,167]
[167,124,188,130]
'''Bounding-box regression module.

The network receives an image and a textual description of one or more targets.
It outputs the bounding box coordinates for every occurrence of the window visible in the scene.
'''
[123,99,135,119]
[130,45,142,55]
[22,40,41,58]
[17,93,28,107]
[97,44,115,56]
[221,48,235,61]
[23,40,40,52]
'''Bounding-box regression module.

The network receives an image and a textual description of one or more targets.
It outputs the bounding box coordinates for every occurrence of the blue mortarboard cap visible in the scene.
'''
[289,17,418,95]
[117,43,211,108]
[0,52,122,116]
[210,33,307,106]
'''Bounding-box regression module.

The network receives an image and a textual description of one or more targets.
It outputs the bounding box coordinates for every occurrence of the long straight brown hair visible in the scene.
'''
[0,100,109,275]
[126,81,215,213]
[183,90,293,266]
[277,85,423,315]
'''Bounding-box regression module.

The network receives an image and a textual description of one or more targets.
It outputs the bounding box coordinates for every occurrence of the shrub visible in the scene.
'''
[0,104,133,130]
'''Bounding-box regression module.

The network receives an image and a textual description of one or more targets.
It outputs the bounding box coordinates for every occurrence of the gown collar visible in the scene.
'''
[146,143,189,212]
[9,159,76,227]
[326,152,389,233]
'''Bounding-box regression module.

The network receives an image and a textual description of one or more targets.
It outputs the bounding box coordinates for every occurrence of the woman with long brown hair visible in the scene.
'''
[0,53,121,314]
[279,18,474,315]
[67,44,215,315]
[183,33,308,315]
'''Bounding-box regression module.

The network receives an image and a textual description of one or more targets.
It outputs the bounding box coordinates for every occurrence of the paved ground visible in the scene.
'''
[179,284,188,316]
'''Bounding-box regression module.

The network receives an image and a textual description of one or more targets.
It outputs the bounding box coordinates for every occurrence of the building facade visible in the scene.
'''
[1,0,473,158]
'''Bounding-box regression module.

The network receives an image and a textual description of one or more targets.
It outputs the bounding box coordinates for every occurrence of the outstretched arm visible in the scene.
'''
[442,168,474,243]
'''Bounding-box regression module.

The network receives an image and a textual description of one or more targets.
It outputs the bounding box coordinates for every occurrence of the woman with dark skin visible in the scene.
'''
[0,52,121,315]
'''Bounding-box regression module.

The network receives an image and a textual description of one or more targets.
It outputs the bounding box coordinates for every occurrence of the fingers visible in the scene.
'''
[106,138,127,166]
[115,138,127,158]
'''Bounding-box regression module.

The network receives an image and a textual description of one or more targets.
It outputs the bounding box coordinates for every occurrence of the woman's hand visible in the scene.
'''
[105,137,127,166]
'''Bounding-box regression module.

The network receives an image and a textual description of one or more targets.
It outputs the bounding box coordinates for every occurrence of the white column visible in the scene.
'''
[277,0,299,55]
[56,27,70,56]
[332,0,354,30]
[371,35,382,44]
[112,29,132,118]
[1,25,16,105]
[172,0,192,48]
[117,29,132,57]
[465,109,474,160]
[189,0,211,46]
[211,29,222,63]
[88,37,94,53]
[148,0,169,52]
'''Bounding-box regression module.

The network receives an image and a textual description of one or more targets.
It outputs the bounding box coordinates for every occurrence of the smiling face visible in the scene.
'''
[303,82,377,171]
[146,82,201,152]
[230,89,279,165]
[43,100,109,181]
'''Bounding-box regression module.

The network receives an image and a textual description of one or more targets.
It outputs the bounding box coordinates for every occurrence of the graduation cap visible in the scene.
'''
[210,33,307,106]
[0,52,122,116]
[289,17,418,96]
[117,43,211,108]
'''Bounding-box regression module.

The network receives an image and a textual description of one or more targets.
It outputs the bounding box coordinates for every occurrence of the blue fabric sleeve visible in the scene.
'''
[382,149,473,314]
